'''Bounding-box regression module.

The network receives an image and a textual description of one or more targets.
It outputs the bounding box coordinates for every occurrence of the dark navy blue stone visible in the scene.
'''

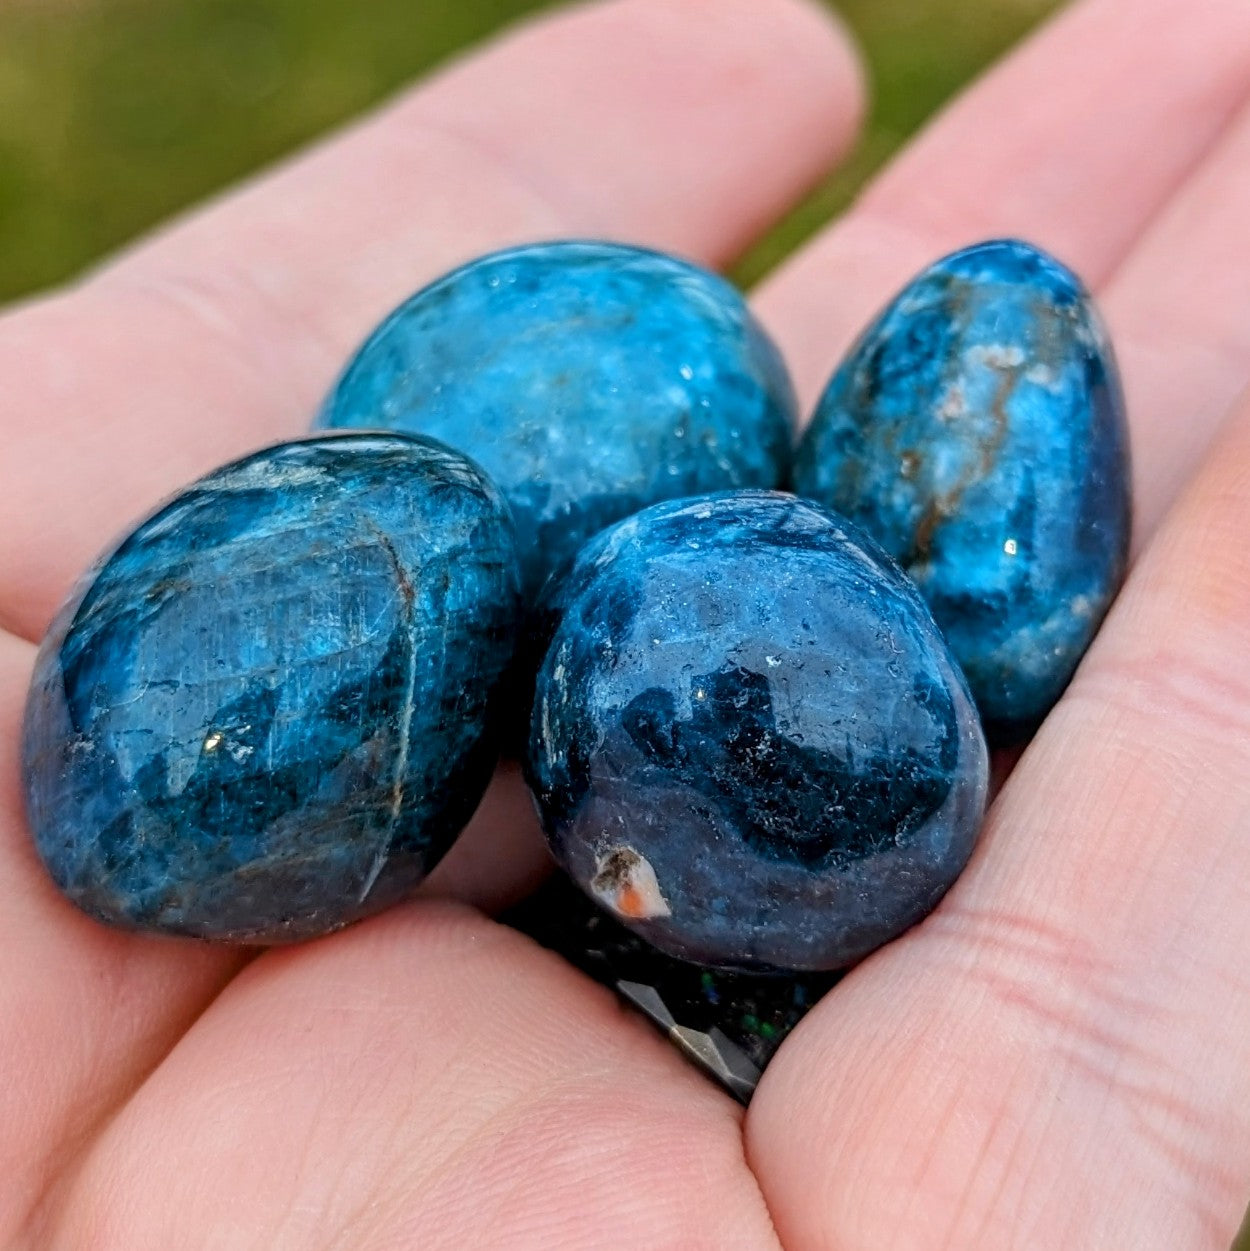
[524,491,988,973]
[316,240,796,604]
[793,239,1131,741]
[23,433,520,942]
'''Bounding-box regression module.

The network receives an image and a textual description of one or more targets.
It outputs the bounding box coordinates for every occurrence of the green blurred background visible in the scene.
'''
[0,0,1067,302]
[1,0,1246,1244]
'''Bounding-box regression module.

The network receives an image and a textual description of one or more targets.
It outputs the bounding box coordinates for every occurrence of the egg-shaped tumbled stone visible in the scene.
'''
[23,433,520,942]
[316,241,796,604]
[524,490,989,973]
[793,239,1131,741]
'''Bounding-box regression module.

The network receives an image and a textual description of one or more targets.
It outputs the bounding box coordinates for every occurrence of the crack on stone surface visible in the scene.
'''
[358,523,418,904]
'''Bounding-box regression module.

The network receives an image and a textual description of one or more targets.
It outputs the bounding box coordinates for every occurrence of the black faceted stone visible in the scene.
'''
[506,873,840,1103]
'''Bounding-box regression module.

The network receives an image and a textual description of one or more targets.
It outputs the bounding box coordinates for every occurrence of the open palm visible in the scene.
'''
[3,0,1250,1245]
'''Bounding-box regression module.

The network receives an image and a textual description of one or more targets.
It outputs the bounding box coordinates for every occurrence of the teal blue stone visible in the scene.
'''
[793,239,1131,741]
[316,241,796,604]
[525,491,988,973]
[23,434,520,942]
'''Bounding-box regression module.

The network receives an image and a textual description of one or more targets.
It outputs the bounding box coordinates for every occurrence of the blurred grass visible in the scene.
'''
[0,0,1062,303]
[6,3,1246,1246]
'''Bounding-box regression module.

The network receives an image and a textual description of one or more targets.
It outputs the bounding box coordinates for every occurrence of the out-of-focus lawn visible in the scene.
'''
[4,2,1247,1246]
[0,0,1061,302]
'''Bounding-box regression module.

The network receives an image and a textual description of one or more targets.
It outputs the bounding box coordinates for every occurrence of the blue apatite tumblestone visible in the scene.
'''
[23,433,520,942]
[316,240,796,603]
[793,239,1131,741]
[524,491,989,973]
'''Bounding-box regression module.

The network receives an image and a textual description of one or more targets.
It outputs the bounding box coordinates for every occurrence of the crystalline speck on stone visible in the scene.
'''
[22,433,520,942]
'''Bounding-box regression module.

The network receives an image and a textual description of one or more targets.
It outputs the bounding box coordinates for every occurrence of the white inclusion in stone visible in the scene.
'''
[966,343,1027,371]
[590,847,672,921]
[765,655,782,667]
[1003,538,1019,556]
[1025,363,1061,390]
[539,693,555,761]
[937,382,968,423]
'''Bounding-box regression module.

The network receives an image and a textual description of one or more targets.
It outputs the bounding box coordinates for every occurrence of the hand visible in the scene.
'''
[2,0,1250,1245]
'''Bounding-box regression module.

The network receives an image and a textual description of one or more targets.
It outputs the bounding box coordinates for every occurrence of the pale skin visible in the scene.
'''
[1,0,1250,1245]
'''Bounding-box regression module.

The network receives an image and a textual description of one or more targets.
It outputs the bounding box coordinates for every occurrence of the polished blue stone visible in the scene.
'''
[23,433,520,942]
[316,241,796,604]
[793,239,1131,741]
[524,491,988,973]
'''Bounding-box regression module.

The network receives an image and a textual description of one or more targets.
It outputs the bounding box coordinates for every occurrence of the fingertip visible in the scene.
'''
[430,0,868,266]
[610,0,867,260]
[630,0,869,132]
[545,0,868,136]
[743,0,869,145]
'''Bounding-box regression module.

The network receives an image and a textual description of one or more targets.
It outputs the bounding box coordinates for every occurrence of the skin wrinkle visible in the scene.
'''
[1078,734,1250,1226]
[902,942,1086,1245]
[951,736,1226,1174]
[939,1064,1041,1251]
[1066,651,1250,744]
[14,950,252,1251]
[44,906,510,1248]
[0,630,250,1249]
[53,908,776,1251]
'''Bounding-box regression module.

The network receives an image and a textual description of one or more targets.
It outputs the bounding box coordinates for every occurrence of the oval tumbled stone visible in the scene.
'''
[23,433,520,942]
[316,241,796,603]
[525,491,989,973]
[793,239,1131,741]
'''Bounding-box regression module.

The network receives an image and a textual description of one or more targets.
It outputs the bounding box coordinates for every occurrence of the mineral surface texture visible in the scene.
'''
[525,490,989,972]
[318,241,796,604]
[23,433,520,941]
[794,239,1131,740]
